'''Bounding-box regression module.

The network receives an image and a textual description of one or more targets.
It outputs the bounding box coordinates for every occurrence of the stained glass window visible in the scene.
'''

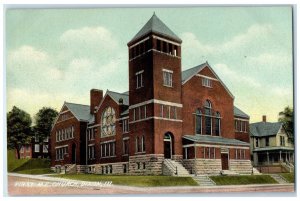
[101,107,116,137]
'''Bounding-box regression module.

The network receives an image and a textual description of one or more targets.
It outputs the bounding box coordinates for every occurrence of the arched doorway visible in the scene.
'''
[71,143,76,164]
[164,132,174,159]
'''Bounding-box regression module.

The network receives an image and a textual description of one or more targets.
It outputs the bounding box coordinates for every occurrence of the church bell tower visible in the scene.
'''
[127,13,183,174]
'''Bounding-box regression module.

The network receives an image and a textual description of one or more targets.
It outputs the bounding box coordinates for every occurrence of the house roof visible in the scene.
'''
[107,90,129,106]
[250,122,283,137]
[129,13,182,44]
[65,102,94,122]
[234,106,250,118]
[181,62,235,99]
[181,63,207,83]
[183,135,249,146]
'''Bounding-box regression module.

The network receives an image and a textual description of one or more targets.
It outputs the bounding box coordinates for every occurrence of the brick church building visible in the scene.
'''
[50,14,252,175]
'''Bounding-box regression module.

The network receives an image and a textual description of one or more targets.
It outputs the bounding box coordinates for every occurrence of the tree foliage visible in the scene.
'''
[278,106,294,143]
[7,106,32,159]
[33,107,58,142]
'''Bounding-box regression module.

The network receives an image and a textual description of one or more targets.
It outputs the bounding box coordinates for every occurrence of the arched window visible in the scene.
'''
[204,100,212,135]
[215,112,221,136]
[195,109,202,134]
[101,107,116,137]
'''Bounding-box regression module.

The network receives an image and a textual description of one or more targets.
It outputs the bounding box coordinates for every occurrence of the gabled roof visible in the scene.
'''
[107,90,129,106]
[183,135,249,146]
[181,63,207,83]
[181,62,234,99]
[95,90,129,113]
[250,122,283,137]
[129,13,182,44]
[234,106,250,119]
[64,102,93,122]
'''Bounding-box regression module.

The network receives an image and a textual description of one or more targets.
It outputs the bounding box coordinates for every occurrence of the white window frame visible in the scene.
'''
[34,144,40,153]
[136,70,144,89]
[43,145,48,153]
[163,69,173,87]
[202,77,212,88]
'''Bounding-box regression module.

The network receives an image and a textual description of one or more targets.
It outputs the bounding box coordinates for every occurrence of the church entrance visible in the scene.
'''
[164,132,174,159]
[72,143,76,164]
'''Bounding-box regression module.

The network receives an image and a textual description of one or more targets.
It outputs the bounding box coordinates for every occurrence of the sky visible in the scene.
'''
[5,6,294,123]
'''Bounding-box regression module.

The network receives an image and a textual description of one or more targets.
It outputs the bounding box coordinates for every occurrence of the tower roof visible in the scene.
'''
[129,13,182,45]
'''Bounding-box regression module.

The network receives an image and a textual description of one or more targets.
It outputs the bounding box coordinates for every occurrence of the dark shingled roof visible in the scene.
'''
[234,106,250,118]
[129,13,181,44]
[250,122,283,137]
[107,90,129,106]
[183,135,249,146]
[181,63,207,83]
[65,102,93,122]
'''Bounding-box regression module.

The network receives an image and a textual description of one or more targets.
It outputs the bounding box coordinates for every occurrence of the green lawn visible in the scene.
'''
[7,149,51,174]
[280,173,295,183]
[52,174,198,187]
[210,175,278,185]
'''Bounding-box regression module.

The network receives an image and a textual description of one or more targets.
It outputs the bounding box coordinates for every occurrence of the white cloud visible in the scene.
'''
[7,45,63,84]
[214,63,261,88]
[180,23,274,63]
[247,52,292,70]
[59,26,119,60]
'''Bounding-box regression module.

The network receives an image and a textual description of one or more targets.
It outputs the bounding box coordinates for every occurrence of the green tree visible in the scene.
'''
[33,107,58,152]
[278,106,294,143]
[7,106,33,159]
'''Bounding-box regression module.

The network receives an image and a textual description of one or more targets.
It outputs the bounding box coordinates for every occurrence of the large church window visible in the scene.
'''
[195,109,202,134]
[215,112,221,136]
[101,107,116,137]
[205,100,212,135]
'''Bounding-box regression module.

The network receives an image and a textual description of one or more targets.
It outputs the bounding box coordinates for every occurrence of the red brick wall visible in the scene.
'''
[50,111,83,167]
[182,66,235,139]
[94,95,123,164]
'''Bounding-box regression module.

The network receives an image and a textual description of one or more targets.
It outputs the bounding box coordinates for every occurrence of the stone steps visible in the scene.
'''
[270,174,288,184]
[193,176,216,186]
[164,159,191,176]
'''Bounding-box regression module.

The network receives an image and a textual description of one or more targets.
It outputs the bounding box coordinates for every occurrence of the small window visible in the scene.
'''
[255,138,259,147]
[143,162,146,169]
[202,77,212,87]
[43,145,48,153]
[35,144,40,153]
[136,71,144,89]
[160,105,164,118]
[163,70,173,87]
[265,137,269,147]
[123,164,127,173]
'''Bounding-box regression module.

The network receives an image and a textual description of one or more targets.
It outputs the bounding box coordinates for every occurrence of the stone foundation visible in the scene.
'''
[94,162,128,175]
[229,160,253,174]
[182,159,222,175]
[129,154,164,175]
[171,155,183,162]
[76,165,87,173]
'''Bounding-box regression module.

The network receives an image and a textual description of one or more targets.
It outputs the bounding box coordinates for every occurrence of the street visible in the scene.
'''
[6,174,295,196]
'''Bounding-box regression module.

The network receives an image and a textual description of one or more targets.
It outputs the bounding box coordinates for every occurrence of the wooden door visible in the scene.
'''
[221,153,229,170]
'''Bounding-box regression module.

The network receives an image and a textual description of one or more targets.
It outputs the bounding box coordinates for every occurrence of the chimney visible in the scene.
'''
[90,89,103,114]
[262,115,267,122]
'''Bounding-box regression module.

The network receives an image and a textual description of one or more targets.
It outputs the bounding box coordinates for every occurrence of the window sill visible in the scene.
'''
[163,85,173,88]
[100,156,116,159]
[135,151,146,155]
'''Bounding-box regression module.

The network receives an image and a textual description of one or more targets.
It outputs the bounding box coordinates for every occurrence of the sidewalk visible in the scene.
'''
[7,173,295,195]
